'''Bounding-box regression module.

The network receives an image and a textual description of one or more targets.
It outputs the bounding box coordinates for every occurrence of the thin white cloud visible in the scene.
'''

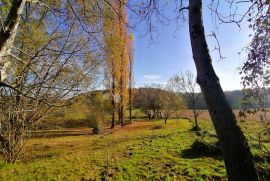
[143,74,161,80]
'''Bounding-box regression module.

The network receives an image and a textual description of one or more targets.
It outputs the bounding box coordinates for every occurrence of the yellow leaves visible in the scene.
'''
[103,0,134,108]
[130,33,135,42]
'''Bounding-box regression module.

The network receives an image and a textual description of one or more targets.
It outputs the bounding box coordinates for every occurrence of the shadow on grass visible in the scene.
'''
[181,140,223,160]
[30,129,92,138]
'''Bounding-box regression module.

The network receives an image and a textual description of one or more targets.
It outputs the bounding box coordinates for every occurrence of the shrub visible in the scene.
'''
[189,140,222,157]
[87,114,102,134]
[181,139,222,158]
[190,125,201,132]
[151,125,163,130]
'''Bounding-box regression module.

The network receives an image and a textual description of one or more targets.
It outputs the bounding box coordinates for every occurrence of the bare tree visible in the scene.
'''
[169,71,201,129]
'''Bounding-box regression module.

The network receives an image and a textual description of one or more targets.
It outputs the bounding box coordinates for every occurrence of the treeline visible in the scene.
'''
[193,90,267,109]
[133,88,269,110]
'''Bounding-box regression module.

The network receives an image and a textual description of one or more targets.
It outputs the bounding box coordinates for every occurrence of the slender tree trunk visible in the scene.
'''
[129,63,133,123]
[193,109,198,128]
[117,0,125,127]
[118,54,124,126]
[119,69,124,126]
[111,78,116,128]
[120,105,124,126]
[188,0,259,180]
[164,116,168,124]
[119,74,124,126]
[0,0,26,81]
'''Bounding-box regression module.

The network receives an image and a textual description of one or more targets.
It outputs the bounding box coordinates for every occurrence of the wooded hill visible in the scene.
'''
[40,88,269,129]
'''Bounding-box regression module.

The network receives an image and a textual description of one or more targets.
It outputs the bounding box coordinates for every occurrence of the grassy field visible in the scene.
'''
[0,116,269,181]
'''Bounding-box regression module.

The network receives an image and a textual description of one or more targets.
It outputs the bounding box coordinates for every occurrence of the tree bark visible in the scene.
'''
[188,0,259,180]
[111,78,116,128]
[193,109,198,128]
[0,0,26,81]
[120,105,124,126]
[129,62,133,123]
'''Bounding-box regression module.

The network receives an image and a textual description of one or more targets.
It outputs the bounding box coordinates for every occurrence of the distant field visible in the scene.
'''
[0,116,269,181]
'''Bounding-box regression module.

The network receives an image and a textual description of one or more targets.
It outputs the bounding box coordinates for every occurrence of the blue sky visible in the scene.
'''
[131,1,252,91]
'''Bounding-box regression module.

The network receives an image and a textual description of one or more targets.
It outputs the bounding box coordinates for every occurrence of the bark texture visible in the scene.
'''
[0,0,26,81]
[188,0,259,180]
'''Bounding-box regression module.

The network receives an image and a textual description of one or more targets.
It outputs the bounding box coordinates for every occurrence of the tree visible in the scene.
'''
[241,12,270,105]
[86,92,111,134]
[169,71,201,129]
[0,0,26,82]
[240,4,270,159]
[131,0,265,179]
[102,0,132,127]
[161,85,185,124]
[128,35,134,123]
[188,0,258,179]
[117,1,130,126]
[133,86,164,119]
[0,0,102,163]
[103,1,120,128]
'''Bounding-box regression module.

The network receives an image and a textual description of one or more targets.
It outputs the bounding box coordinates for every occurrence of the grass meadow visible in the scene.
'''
[0,110,269,180]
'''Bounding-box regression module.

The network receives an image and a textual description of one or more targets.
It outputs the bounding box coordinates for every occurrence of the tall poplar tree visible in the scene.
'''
[103,0,132,127]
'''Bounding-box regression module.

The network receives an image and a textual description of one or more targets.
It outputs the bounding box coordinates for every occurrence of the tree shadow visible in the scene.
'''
[181,140,223,160]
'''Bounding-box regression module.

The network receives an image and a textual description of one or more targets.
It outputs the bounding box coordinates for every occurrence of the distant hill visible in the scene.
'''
[133,88,268,110]
[40,88,268,129]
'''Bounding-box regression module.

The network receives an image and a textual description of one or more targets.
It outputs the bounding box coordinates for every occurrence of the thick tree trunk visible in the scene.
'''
[188,0,259,180]
[0,0,26,81]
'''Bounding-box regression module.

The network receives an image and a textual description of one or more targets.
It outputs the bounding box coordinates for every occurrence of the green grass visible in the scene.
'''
[0,119,269,181]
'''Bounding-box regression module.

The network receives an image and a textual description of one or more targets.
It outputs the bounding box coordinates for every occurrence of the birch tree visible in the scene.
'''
[0,0,26,82]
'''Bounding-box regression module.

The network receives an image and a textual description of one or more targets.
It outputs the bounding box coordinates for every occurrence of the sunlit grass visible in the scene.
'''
[0,118,269,181]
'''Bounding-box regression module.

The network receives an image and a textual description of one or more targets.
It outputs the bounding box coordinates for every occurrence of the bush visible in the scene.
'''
[87,114,102,134]
[190,125,201,132]
[190,140,222,157]
[151,125,163,130]
[181,139,222,158]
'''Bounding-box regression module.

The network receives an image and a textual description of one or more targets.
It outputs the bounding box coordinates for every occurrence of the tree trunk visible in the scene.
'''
[164,116,168,124]
[111,100,115,128]
[188,0,259,180]
[111,78,116,128]
[0,0,26,81]
[120,105,124,126]
[193,109,198,128]
[129,74,132,123]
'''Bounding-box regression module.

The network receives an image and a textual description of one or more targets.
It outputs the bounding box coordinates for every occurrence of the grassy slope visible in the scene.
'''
[0,119,269,181]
